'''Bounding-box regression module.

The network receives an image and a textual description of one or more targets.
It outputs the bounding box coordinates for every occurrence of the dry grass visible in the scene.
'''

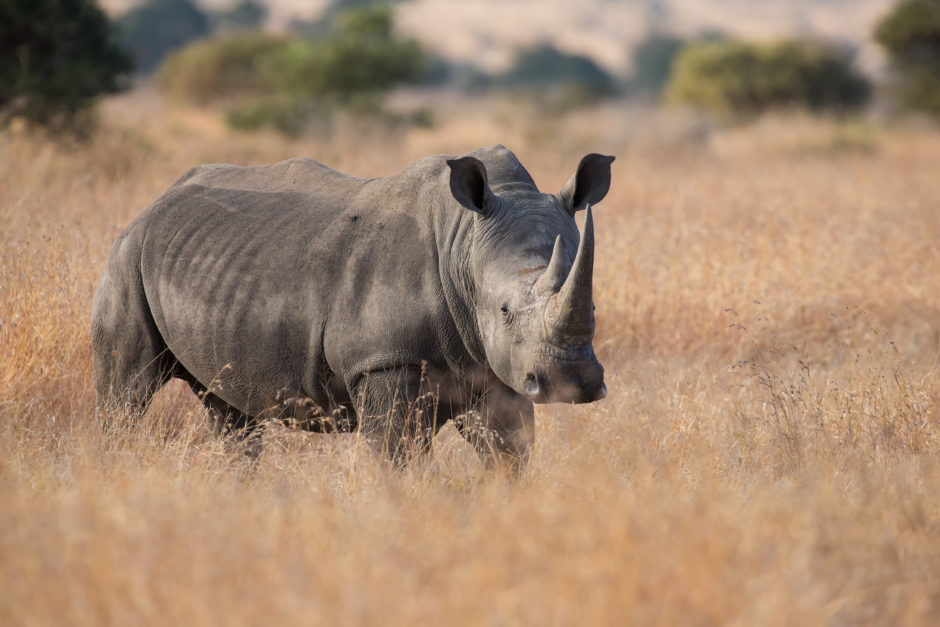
[2,92,940,625]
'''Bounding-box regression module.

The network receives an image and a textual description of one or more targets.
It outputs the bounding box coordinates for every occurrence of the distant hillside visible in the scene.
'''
[102,0,897,75]
[396,0,896,75]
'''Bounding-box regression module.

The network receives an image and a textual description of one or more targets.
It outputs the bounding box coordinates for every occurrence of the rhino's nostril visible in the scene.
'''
[523,373,540,398]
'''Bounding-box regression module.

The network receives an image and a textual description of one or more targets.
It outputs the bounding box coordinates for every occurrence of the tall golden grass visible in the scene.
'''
[2,92,939,625]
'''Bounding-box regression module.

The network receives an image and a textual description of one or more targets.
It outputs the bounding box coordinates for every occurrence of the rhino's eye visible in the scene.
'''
[500,303,515,325]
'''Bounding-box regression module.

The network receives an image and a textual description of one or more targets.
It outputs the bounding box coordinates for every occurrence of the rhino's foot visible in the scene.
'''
[230,427,264,461]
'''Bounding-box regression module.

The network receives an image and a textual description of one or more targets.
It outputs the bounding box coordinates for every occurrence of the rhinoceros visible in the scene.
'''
[92,145,612,467]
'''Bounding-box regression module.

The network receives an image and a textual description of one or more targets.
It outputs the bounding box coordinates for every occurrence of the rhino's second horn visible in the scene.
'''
[533,234,569,295]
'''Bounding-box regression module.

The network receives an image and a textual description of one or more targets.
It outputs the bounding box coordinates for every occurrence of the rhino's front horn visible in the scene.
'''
[545,205,595,344]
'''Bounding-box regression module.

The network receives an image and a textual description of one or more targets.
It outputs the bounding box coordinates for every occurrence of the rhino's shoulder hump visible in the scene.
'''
[462,145,536,190]
[394,154,451,179]
[354,155,450,201]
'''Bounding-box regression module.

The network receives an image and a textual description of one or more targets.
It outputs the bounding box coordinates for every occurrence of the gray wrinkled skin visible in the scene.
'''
[92,145,613,468]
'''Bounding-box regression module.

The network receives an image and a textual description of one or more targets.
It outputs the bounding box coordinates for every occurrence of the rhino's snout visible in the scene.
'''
[524,349,606,404]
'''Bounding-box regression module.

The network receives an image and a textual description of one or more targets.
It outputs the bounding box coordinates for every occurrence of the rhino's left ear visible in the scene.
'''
[558,154,615,215]
[447,156,495,217]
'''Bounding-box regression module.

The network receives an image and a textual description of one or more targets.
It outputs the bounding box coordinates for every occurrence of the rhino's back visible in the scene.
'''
[172,157,368,197]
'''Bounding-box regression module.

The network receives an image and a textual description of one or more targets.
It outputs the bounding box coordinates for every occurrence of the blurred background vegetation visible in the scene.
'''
[0,0,132,132]
[666,40,871,116]
[1,0,939,136]
[874,0,940,116]
[156,5,425,134]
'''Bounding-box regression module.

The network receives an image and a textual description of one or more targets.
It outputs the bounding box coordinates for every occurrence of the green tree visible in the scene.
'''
[288,0,402,38]
[278,5,424,107]
[496,43,617,109]
[874,0,940,116]
[213,0,267,33]
[0,0,132,131]
[667,40,870,116]
[118,0,210,74]
[501,43,615,92]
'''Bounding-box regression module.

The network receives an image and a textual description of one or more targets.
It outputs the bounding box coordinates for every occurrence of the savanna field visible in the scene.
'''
[2,92,940,624]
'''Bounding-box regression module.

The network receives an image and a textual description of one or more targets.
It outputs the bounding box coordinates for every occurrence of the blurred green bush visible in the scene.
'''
[225,97,315,135]
[667,40,870,116]
[0,0,132,133]
[288,0,405,38]
[156,32,285,104]
[156,5,425,134]
[874,0,940,117]
[275,6,424,108]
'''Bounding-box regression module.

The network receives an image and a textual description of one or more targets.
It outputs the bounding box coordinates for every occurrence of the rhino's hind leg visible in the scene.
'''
[183,377,263,459]
[92,266,176,426]
[353,367,438,465]
[456,382,534,473]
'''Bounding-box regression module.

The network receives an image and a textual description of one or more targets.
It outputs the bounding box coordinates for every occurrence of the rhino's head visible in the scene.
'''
[447,150,614,404]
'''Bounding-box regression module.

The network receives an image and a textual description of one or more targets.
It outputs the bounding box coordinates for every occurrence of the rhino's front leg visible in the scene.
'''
[457,381,534,473]
[353,367,438,465]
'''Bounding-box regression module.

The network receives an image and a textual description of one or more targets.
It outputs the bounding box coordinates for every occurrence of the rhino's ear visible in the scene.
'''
[558,154,615,215]
[447,156,495,216]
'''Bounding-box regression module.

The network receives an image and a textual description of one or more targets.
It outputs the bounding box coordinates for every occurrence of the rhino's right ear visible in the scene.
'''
[559,154,615,215]
[447,157,495,216]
